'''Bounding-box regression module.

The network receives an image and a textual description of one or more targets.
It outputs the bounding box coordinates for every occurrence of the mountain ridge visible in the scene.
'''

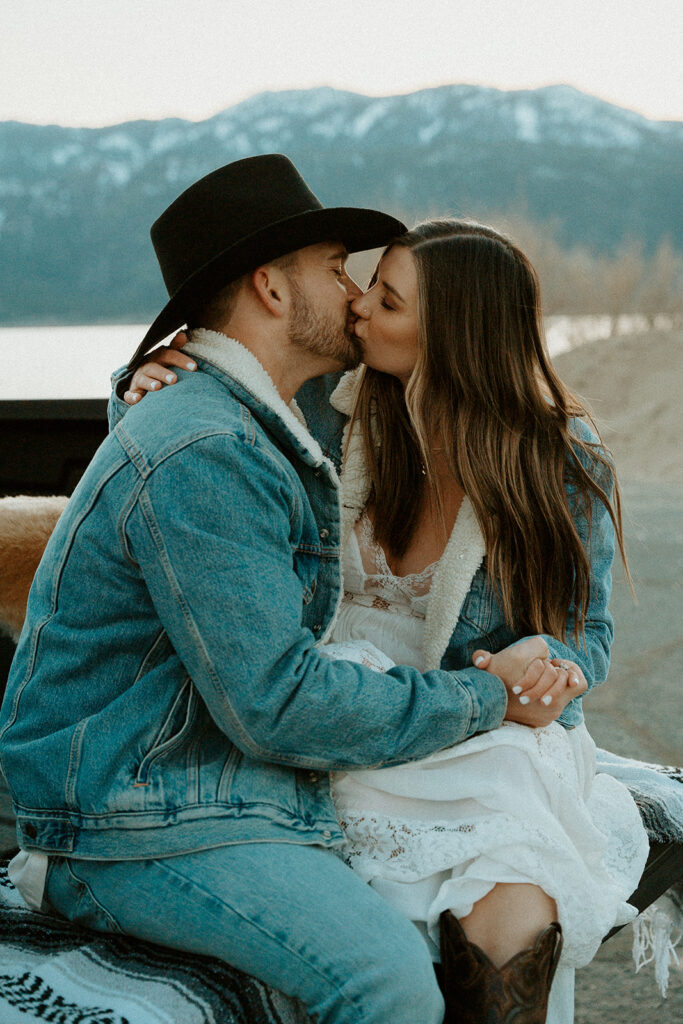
[1,84,680,325]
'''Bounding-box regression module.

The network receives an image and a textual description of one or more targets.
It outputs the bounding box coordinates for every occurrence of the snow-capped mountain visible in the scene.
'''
[1,84,680,324]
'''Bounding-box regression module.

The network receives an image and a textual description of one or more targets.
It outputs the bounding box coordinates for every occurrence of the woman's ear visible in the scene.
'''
[251,265,288,317]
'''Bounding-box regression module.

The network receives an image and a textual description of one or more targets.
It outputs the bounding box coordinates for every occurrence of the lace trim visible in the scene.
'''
[355,511,438,600]
[331,802,644,969]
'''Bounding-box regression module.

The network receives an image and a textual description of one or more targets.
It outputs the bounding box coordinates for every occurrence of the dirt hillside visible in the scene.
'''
[553,327,683,483]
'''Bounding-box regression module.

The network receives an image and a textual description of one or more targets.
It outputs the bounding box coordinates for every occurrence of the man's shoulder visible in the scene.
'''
[115,372,253,466]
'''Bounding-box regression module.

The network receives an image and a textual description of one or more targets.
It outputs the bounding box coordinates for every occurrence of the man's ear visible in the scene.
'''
[251,265,289,317]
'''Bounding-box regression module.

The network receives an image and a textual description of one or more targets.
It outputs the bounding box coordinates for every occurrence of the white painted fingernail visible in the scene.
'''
[474,656,485,666]
[570,675,579,686]
[165,374,175,383]
[186,361,196,369]
[519,695,530,705]
[512,686,523,695]
[541,695,553,705]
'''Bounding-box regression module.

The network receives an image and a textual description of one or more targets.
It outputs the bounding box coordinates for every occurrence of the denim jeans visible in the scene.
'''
[44,841,444,1024]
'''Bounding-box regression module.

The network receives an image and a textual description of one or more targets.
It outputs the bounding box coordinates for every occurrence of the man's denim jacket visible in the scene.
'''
[0,343,510,860]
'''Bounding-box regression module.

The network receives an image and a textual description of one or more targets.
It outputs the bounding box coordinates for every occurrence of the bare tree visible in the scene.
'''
[635,238,683,327]
[349,208,681,328]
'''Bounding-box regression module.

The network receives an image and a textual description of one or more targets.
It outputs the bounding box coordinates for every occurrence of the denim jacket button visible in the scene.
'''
[313,624,322,633]
[308,771,320,782]
[322,829,332,839]
[319,528,330,540]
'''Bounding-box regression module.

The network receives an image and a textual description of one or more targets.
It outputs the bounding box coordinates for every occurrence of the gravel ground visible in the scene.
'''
[557,330,682,1022]
[575,927,680,1024]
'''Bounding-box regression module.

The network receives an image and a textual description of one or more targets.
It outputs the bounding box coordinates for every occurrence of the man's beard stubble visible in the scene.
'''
[287,278,362,371]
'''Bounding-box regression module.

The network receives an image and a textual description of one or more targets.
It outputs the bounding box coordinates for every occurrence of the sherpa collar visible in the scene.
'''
[329,368,486,670]
[329,368,371,551]
[183,329,323,465]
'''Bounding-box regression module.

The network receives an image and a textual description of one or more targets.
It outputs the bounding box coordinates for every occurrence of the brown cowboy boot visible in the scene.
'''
[439,910,563,1023]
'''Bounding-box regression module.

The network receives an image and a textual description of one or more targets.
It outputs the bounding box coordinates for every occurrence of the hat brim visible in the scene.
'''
[128,206,406,371]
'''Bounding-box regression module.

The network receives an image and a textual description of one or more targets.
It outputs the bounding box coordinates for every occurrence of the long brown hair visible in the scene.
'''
[352,219,629,644]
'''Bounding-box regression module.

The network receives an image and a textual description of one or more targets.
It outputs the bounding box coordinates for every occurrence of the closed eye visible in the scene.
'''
[381,298,396,311]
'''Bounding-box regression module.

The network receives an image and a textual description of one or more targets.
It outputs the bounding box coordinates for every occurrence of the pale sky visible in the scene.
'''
[4,0,681,126]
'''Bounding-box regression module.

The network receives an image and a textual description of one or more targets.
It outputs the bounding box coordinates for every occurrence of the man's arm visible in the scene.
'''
[122,429,508,772]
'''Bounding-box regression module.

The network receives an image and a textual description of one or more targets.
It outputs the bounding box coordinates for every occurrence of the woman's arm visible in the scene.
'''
[540,435,617,690]
[475,432,617,727]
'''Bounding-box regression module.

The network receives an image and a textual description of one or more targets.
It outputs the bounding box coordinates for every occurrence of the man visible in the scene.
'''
[0,155,534,1023]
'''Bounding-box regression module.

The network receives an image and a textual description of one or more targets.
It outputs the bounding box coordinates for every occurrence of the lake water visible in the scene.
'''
[0,315,662,401]
[2,323,149,401]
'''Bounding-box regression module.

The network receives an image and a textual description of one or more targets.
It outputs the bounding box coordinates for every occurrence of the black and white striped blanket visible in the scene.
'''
[0,861,310,1024]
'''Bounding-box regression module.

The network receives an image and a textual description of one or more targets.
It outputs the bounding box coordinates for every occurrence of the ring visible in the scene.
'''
[557,661,570,670]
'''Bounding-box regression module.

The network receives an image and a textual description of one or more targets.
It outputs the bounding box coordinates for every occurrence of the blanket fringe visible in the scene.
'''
[632,897,682,997]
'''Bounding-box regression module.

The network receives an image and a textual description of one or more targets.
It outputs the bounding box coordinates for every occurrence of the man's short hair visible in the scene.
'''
[187,251,300,331]
[187,278,242,332]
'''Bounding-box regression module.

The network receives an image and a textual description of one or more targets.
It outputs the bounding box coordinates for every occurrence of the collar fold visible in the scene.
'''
[184,329,321,464]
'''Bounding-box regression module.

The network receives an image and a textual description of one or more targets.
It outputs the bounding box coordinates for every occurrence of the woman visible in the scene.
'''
[128,219,649,1023]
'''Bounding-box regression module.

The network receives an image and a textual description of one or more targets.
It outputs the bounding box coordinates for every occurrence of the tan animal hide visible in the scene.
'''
[0,495,68,641]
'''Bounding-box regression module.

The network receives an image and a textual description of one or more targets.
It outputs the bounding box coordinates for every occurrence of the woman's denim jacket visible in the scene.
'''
[297,371,616,733]
[0,348,508,861]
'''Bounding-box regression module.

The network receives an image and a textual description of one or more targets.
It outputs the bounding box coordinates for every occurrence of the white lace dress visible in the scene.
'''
[324,512,649,972]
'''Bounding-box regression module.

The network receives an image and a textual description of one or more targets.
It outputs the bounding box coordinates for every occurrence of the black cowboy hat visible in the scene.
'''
[128,154,406,371]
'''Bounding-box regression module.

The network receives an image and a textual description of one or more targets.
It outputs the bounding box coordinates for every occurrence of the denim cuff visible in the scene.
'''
[108,366,133,431]
[110,364,134,400]
[539,635,588,730]
[556,698,584,729]
[456,667,507,736]
[541,634,582,663]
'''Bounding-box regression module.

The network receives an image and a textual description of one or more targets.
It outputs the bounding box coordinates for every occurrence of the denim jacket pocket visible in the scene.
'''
[135,677,197,785]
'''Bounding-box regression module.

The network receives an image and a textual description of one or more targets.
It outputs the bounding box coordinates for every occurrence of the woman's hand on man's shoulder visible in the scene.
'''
[123,332,197,405]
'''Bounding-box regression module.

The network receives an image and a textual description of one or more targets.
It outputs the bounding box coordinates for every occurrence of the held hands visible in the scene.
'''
[123,332,196,405]
[472,636,588,728]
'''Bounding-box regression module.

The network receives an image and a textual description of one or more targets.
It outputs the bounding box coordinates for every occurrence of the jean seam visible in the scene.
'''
[149,857,364,1014]
[64,860,124,934]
